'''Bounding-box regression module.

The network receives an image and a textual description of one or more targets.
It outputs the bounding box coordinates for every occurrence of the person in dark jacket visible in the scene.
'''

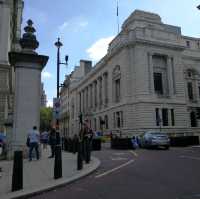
[48,128,56,158]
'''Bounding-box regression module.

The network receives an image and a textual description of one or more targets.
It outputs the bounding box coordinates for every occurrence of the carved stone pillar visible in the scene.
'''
[8,20,48,156]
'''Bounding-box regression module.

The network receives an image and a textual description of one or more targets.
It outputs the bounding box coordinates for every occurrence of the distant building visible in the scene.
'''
[60,10,200,138]
[0,0,23,131]
[40,83,47,107]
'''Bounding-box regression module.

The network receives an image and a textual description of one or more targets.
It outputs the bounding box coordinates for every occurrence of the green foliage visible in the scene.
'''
[40,107,53,131]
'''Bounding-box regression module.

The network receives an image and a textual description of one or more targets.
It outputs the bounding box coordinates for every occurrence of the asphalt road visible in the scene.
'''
[30,144,200,199]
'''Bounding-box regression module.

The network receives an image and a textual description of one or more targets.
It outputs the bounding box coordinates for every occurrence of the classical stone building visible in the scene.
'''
[0,0,23,131]
[60,10,200,137]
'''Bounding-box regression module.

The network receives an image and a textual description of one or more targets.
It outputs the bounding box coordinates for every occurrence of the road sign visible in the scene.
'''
[53,98,60,120]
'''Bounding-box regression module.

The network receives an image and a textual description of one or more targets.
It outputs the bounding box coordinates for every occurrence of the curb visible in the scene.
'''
[2,157,100,199]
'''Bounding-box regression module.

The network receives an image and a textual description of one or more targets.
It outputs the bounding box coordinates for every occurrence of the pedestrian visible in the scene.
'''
[131,136,139,149]
[48,128,56,158]
[40,130,49,149]
[27,126,40,161]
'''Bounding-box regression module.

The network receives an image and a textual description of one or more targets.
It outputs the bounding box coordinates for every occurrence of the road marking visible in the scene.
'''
[180,155,200,161]
[95,159,135,178]
[114,152,125,156]
[129,150,138,157]
[111,157,128,161]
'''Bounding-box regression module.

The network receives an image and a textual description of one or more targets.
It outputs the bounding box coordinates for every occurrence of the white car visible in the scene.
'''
[139,131,170,149]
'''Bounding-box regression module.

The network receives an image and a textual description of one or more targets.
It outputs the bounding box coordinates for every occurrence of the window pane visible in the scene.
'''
[154,73,163,94]
[155,108,160,126]
[187,82,193,100]
[171,109,175,126]
[162,108,168,126]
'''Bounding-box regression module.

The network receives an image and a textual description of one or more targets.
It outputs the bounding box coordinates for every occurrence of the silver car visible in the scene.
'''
[140,131,170,149]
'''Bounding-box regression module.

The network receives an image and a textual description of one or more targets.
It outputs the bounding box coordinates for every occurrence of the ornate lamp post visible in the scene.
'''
[54,38,68,128]
[53,38,68,179]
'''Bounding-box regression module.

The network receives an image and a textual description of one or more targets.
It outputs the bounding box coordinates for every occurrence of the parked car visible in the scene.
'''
[139,131,170,149]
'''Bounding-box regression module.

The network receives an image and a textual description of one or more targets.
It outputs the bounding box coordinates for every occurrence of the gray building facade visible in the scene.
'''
[60,10,200,138]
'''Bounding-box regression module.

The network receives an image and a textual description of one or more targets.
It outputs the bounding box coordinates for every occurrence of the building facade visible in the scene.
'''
[0,0,23,131]
[60,10,200,138]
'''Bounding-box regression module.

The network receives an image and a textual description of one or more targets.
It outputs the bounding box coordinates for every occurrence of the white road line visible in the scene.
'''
[111,157,128,161]
[129,150,138,157]
[95,159,135,178]
[180,155,200,161]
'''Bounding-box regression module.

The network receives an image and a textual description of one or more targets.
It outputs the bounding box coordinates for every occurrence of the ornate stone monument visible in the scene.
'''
[8,20,49,157]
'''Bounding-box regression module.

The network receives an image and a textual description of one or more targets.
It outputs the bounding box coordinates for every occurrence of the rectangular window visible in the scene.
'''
[162,108,168,126]
[105,115,108,129]
[116,112,120,128]
[113,113,116,128]
[154,72,163,94]
[120,111,123,127]
[171,109,175,126]
[115,79,120,102]
[187,82,193,100]
[94,118,96,131]
[99,116,103,130]
[186,41,190,48]
[155,108,160,126]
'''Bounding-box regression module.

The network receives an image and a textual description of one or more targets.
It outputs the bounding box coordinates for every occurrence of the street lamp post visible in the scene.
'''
[53,38,68,179]
[54,38,68,128]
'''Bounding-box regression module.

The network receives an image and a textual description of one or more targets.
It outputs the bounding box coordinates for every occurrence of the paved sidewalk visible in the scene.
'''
[0,147,100,199]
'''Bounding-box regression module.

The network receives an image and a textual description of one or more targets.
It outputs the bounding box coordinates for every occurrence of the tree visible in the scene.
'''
[40,107,53,131]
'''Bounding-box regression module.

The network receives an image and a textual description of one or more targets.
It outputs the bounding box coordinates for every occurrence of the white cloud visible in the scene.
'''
[59,22,69,31]
[47,99,53,107]
[79,21,88,27]
[58,18,88,33]
[86,36,114,62]
[42,71,53,79]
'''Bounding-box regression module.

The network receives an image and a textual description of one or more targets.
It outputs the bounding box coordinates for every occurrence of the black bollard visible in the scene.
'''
[12,151,23,191]
[85,138,90,164]
[77,141,83,170]
[54,145,62,179]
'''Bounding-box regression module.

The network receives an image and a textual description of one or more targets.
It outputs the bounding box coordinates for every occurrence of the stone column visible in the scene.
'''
[103,72,108,107]
[147,53,154,95]
[98,76,102,109]
[90,84,93,109]
[8,20,48,156]
[167,56,174,97]
[94,80,97,110]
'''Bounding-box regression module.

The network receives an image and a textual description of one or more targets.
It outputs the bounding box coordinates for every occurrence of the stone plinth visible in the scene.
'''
[7,20,49,157]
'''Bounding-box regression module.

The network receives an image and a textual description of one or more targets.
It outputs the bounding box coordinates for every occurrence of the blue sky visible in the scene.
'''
[23,0,200,106]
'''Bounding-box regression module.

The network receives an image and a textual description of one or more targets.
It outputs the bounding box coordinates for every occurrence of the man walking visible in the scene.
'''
[28,126,40,161]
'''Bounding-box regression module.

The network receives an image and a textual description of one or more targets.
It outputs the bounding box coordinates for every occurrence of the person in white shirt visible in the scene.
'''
[27,126,40,161]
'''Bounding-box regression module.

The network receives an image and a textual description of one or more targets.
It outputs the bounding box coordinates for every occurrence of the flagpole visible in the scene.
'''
[117,0,119,34]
